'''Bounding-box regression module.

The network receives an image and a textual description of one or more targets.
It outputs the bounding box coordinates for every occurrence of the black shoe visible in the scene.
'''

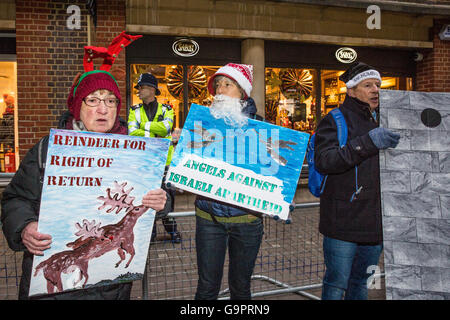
[171,232,182,243]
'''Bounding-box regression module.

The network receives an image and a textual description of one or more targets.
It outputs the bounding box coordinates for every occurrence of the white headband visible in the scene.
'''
[346,70,382,88]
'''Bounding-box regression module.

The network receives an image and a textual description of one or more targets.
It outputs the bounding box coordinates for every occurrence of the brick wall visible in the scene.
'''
[15,0,126,159]
[415,19,450,92]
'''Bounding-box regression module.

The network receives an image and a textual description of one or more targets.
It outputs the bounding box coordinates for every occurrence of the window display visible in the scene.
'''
[266,67,413,134]
[0,60,17,173]
[321,70,413,116]
[129,64,220,129]
[129,64,413,135]
[265,68,317,132]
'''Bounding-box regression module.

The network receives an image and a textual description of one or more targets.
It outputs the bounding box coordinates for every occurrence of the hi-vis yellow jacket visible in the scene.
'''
[128,102,174,165]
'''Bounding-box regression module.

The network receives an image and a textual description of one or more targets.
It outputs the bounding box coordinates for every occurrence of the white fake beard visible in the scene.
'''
[209,94,248,127]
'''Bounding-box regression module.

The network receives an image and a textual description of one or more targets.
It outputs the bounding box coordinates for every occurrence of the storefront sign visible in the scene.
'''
[167,104,310,220]
[335,47,357,63]
[172,38,199,57]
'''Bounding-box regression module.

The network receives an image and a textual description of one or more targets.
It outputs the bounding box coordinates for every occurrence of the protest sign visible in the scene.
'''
[29,129,169,297]
[167,104,310,220]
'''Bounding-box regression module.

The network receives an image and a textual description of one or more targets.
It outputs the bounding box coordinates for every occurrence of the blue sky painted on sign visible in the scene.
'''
[171,104,310,203]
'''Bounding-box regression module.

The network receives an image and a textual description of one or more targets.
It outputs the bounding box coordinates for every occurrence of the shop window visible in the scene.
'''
[321,70,346,115]
[0,60,17,173]
[265,68,317,133]
[321,70,413,116]
[266,68,413,134]
[129,64,219,129]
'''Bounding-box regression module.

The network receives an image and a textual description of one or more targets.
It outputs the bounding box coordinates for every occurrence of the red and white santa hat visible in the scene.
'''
[207,63,253,99]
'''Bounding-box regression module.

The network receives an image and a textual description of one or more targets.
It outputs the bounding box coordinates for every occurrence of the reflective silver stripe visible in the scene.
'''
[128,118,139,134]
[128,121,139,128]
[134,107,142,125]
[128,127,138,134]
[162,120,171,132]
[144,121,151,137]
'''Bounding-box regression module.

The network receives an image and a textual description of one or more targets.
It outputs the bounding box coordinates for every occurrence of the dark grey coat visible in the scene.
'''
[314,95,382,244]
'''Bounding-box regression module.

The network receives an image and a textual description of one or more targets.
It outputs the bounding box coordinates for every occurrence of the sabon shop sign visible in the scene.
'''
[335,47,357,64]
[172,39,200,57]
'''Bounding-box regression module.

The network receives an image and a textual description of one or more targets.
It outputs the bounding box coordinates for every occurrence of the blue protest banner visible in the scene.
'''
[167,104,310,220]
[29,129,169,297]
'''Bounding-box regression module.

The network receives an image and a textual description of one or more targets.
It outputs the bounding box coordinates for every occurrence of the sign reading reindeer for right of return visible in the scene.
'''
[29,129,169,297]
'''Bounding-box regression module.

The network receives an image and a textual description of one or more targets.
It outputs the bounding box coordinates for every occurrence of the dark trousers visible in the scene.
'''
[194,215,263,300]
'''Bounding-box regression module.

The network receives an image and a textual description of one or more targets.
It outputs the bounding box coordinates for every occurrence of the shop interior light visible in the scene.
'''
[381,77,396,88]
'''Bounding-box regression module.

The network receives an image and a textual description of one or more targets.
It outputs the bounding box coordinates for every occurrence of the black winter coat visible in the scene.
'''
[314,95,382,244]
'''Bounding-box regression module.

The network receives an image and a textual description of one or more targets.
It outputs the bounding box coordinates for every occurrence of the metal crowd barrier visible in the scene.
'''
[0,229,21,300]
[1,202,324,300]
[143,202,324,300]
[1,161,327,301]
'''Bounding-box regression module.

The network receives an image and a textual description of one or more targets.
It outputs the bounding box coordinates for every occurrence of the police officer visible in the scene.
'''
[129,73,181,243]
[129,73,174,165]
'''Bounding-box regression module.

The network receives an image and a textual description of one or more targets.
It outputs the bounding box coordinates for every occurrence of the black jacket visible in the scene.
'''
[314,95,381,243]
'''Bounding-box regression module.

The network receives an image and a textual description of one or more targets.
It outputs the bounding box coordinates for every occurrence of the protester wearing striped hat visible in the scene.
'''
[314,61,400,300]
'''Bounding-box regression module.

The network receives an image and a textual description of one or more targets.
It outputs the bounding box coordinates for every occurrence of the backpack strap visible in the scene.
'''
[329,108,361,202]
[329,108,347,148]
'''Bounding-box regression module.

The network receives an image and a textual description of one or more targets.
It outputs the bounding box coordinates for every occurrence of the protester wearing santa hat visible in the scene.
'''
[314,62,400,300]
[1,33,171,300]
[194,63,264,300]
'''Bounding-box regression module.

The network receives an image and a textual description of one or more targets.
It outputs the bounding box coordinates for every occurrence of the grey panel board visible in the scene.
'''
[380,89,450,300]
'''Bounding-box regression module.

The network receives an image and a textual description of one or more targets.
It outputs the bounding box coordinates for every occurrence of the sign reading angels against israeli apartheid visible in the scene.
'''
[29,129,169,297]
[167,104,310,220]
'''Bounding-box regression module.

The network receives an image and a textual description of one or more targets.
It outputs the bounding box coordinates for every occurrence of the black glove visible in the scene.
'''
[155,185,175,219]
[368,127,400,150]
[155,209,169,220]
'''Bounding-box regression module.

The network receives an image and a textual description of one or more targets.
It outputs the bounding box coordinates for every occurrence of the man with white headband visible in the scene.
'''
[313,62,400,300]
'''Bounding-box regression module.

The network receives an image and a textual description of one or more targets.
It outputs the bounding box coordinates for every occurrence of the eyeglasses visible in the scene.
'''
[83,97,119,108]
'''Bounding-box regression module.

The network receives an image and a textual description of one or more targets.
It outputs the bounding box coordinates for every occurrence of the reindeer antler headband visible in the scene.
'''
[83,31,142,72]
[68,31,142,121]
[72,31,142,95]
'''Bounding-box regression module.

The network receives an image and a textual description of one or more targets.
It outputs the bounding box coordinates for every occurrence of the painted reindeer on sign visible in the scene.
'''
[33,182,151,294]
[33,220,111,293]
